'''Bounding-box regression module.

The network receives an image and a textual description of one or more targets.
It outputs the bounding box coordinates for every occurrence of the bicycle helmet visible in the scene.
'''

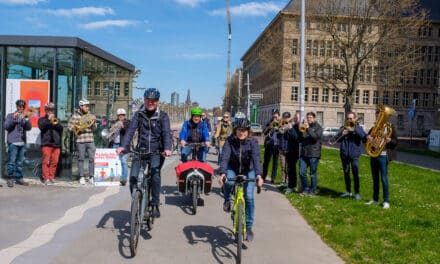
[16,99,26,107]
[233,118,251,129]
[191,107,203,116]
[144,88,160,99]
[79,99,90,106]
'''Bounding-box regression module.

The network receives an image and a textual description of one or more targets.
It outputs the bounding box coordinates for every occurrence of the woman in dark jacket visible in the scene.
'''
[218,118,263,242]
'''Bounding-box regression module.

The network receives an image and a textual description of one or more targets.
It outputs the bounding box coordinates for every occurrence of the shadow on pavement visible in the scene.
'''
[183,225,237,264]
[96,209,152,259]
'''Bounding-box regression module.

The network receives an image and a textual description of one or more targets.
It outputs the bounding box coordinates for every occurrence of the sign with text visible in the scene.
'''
[94,148,122,186]
[249,93,263,100]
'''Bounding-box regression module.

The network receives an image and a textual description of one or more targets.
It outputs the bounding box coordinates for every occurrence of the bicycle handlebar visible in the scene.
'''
[222,175,261,194]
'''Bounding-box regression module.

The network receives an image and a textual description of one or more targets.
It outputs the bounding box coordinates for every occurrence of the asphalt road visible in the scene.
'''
[0,152,343,264]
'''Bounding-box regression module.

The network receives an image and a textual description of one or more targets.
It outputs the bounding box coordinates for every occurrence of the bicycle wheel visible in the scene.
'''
[130,190,142,257]
[146,186,154,230]
[192,180,198,215]
[236,200,244,264]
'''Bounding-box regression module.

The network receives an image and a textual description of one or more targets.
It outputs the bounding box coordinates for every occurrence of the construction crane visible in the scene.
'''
[225,0,232,111]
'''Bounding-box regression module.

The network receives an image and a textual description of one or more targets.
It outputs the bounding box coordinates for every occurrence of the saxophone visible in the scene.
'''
[73,113,96,136]
[365,104,396,158]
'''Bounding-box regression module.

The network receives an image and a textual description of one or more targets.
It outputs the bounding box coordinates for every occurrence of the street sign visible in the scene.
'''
[249,93,263,100]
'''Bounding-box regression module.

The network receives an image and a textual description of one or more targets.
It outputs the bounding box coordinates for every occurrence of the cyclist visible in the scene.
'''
[117,88,172,218]
[218,117,264,242]
[179,107,210,162]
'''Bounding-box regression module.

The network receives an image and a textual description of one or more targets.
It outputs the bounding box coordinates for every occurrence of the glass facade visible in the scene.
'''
[0,37,135,179]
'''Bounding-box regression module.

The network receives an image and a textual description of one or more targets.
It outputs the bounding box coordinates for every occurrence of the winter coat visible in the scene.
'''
[336,124,366,159]
[300,122,323,158]
[38,115,63,147]
[4,112,32,144]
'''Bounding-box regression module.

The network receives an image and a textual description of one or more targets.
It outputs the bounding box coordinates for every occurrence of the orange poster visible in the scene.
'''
[20,80,49,128]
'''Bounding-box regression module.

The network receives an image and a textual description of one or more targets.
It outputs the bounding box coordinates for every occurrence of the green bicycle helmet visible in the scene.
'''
[191,107,203,116]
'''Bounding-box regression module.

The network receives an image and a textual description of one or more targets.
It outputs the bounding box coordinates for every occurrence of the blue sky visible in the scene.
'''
[0,0,289,108]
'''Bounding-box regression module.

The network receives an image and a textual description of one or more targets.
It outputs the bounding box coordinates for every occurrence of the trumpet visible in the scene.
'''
[299,123,308,133]
[50,117,59,125]
[279,119,291,134]
[15,109,34,119]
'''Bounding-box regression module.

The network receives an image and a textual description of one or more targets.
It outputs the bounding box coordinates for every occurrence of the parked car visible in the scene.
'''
[322,127,339,139]
[251,123,263,135]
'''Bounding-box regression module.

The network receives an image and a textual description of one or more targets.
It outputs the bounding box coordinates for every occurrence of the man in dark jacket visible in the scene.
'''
[117,88,172,218]
[262,109,280,183]
[4,99,32,187]
[335,112,366,200]
[285,113,301,194]
[299,112,323,195]
[38,102,63,185]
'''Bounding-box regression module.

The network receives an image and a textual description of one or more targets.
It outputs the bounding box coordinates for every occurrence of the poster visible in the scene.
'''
[94,148,122,186]
[6,79,50,144]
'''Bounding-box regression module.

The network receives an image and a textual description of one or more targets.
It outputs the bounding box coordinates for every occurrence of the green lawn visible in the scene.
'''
[264,147,440,264]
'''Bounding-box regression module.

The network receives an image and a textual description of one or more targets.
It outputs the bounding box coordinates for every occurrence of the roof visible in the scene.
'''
[0,35,135,72]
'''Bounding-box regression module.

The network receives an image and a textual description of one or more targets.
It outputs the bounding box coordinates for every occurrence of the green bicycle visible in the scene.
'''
[224,174,261,264]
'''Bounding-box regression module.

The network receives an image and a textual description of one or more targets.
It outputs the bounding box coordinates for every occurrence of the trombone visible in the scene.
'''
[328,121,356,145]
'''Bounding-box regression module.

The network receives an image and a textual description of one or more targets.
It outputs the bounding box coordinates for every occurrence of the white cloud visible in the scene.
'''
[47,7,114,17]
[80,20,140,30]
[176,53,219,60]
[175,0,207,8]
[209,1,284,17]
[0,0,46,4]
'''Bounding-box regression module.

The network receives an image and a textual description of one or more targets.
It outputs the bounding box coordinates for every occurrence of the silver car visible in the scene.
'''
[251,123,263,135]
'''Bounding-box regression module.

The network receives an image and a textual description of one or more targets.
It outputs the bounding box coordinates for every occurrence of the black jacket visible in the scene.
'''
[300,122,323,158]
[220,135,263,176]
[38,115,63,147]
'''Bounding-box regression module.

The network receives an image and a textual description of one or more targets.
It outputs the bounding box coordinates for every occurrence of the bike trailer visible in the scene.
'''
[175,161,214,194]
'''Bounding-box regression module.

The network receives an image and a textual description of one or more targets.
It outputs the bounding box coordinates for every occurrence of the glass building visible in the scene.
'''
[0,35,136,179]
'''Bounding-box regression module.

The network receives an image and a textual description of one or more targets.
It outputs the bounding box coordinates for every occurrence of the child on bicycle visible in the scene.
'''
[179,107,210,162]
[218,117,264,242]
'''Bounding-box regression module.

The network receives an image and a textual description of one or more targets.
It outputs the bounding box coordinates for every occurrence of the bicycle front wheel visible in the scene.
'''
[146,186,154,230]
[236,200,244,264]
[192,181,198,215]
[130,190,142,257]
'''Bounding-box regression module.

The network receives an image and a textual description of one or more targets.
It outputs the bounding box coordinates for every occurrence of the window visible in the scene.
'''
[403,92,409,106]
[434,93,438,107]
[332,89,339,103]
[357,113,364,125]
[434,70,438,86]
[393,91,399,106]
[292,63,297,79]
[397,114,404,130]
[355,89,360,104]
[427,69,431,85]
[423,93,429,107]
[413,93,419,106]
[312,87,319,102]
[326,41,332,57]
[306,40,312,55]
[363,90,370,104]
[124,82,129,96]
[366,66,372,83]
[87,81,92,96]
[313,40,318,56]
[419,69,424,85]
[292,39,298,55]
[291,86,298,101]
[359,66,365,82]
[322,88,329,102]
[383,91,389,105]
[316,111,324,126]
[320,40,325,56]
[103,82,110,96]
[304,87,309,102]
[373,90,379,104]
[115,82,120,96]
[337,112,344,126]
[94,82,101,96]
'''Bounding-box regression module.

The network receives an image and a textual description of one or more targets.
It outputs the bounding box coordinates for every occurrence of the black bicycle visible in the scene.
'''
[129,149,157,257]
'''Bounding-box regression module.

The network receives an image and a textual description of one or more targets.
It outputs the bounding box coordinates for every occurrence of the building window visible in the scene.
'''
[313,40,319,56]
[383,91,389,105]
[373,90,379,105]
[87,81,92,96]
[359,66,365,82]
[320,40,325,56]
[103,82,110,97]
[312,87,319,102]
[403,92,409,106]
[292,63,297,79]
[423,93,429,107]
[363,90,370,104]
[357,113,364,125]
[413,93,419,106]
[332,89,339,103]
[337,112,344,126]
[326,41,332,57]
[115,82,120,96]
[316,111,324,126]
[124,82,129,96]
[434,70,438,86]
[419,69,424,85]
[355,89,360,104]
[397,114,404,130]
[305,63,310,79]
[366,66,372,83]
[291,86,298,101]
[393,91,399,106]
[94,82,101,96]
[292,39,298,55]
[433,93,438,107]
[304,87,309,102]
[322,88,329,102]
[427,69,431,85]
[306,40,312,56]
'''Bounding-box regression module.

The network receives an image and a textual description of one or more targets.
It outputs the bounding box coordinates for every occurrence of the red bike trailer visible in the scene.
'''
[175,161,214,194]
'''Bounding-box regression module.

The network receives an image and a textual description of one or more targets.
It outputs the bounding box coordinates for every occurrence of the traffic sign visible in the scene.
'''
[249,93,263,100]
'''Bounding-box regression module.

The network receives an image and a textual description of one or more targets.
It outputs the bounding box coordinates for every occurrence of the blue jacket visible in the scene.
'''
[336,124,366,158]
[121,109,172,153]
[4,112,32,144]
[179,120,210,143]
[220,135,263,176]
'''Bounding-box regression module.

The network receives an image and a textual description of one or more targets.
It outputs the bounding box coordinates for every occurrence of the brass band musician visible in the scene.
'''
[4,99,32,187]
[68,99,97,185]
[262,109,280,183]
[38,102,63,185]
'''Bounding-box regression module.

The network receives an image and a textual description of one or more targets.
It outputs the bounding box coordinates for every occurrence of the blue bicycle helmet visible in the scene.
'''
[144,88,160,99]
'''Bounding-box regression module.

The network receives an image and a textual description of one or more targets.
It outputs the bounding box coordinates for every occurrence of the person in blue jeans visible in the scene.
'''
[4,99,32,187]
[299,112,323,195]
[365,108,398,209]
[218,117,264,242]
[107,108,130,186]
[179,107,210,162]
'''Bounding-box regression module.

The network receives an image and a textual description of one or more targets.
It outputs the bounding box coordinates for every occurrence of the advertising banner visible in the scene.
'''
[6,79,50,144]
[94,148,122,186]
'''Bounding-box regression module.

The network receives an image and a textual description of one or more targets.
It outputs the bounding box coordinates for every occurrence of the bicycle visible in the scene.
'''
[177,142,213,215]
[128,149,158,257]
[223,174,261,264]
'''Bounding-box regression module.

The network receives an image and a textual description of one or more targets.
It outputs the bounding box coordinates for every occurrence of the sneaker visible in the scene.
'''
[15,178,29,186]
[79,177,86,185]
[50,179,55,184]
[245,229,254,242]
[299,191,309,196]
[88,177,94,185]
[152,205,160,218]
[365,200,378,205]
[44,179,51,185]
[7,178,14,187]
[223,201,231,212]
[340,192,352,198]
[355,193,361,201]
[285,188,294,194]
[382,202,390,209]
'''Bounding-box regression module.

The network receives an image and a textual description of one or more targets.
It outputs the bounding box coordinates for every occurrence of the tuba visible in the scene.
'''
[365,105,396,158]
[73,113,96,136]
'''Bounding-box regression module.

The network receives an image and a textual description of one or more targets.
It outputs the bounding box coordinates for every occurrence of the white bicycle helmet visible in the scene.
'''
[79,99,90,106]
[116,108,127,115]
